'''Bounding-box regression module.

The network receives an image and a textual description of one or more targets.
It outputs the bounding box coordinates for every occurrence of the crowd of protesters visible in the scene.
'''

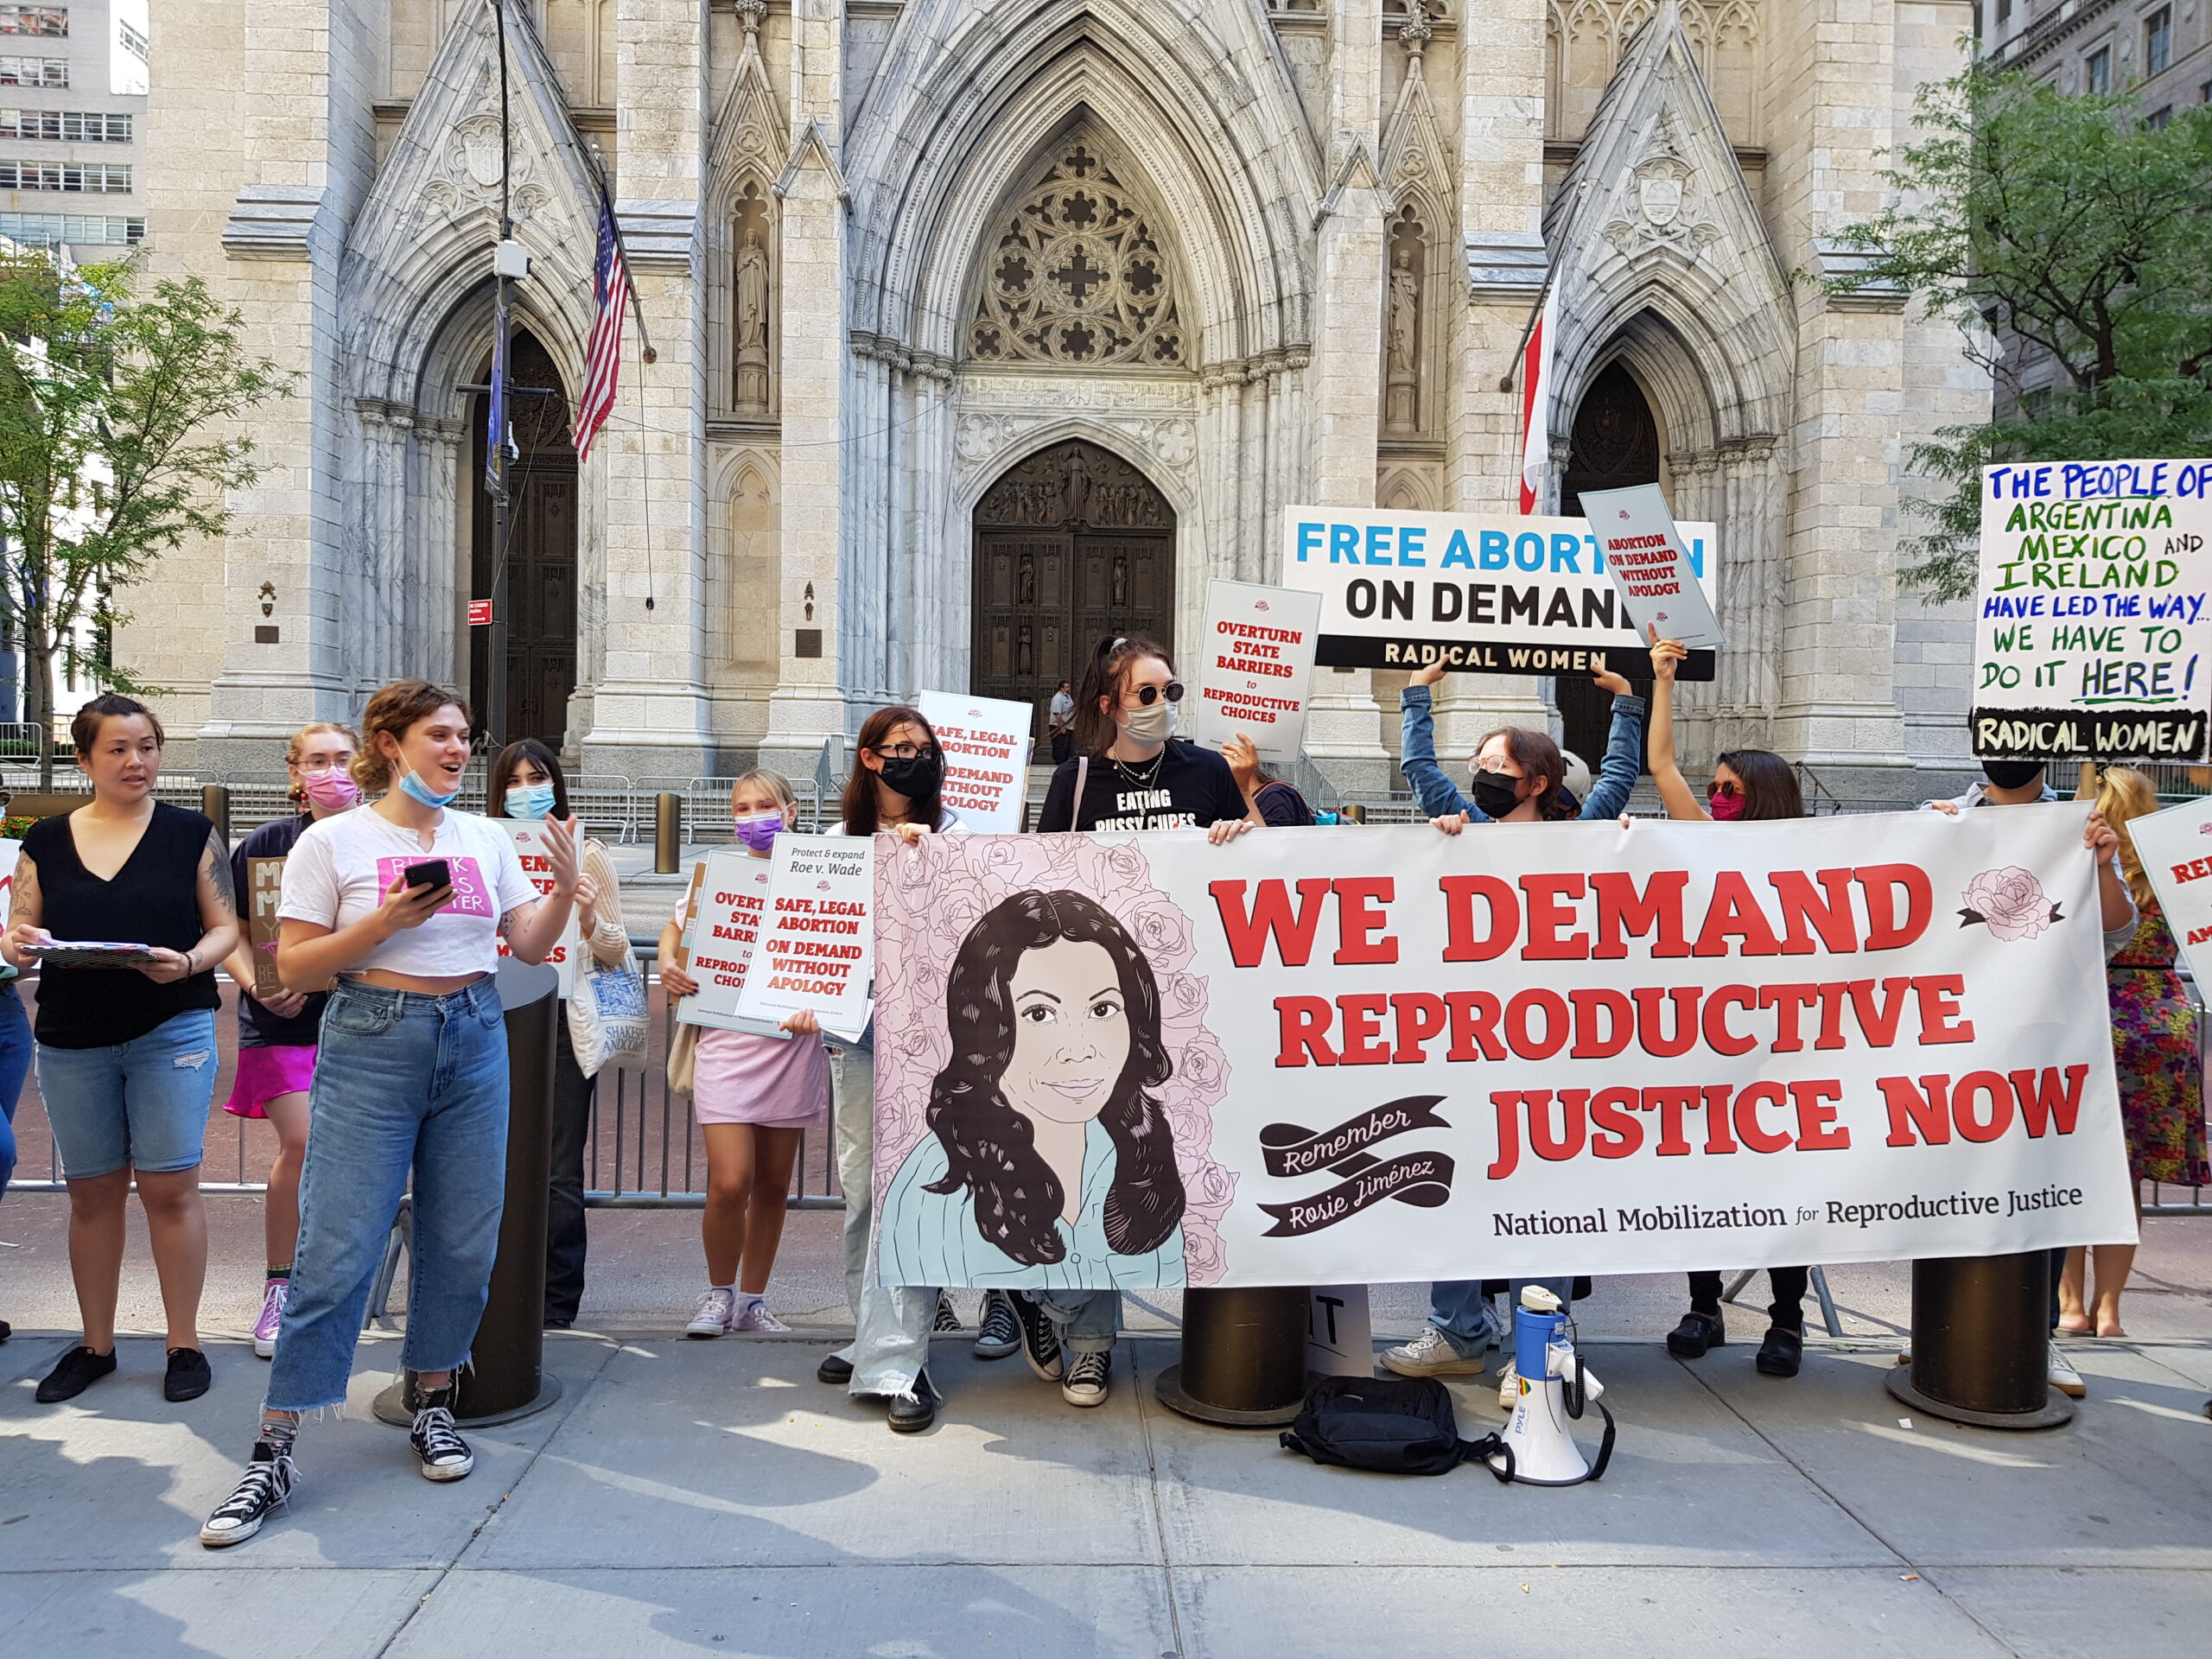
[0,632,2194,1551]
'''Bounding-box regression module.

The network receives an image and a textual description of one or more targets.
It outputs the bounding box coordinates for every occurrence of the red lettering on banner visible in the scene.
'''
[1211,878,1332,968]
[2012,1065,2087,1136]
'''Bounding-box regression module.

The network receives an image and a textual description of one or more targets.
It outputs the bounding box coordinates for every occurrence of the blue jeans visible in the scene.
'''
[828,1043,938,1395]
[1430,1277,1574,1358]
[265,979,508,1413]
[35,1008,218,1179]
[0,982,31,1198]
[1036,1288,1118,1357]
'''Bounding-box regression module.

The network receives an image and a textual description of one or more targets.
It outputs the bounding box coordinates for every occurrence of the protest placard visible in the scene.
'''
[872,809,2133,1288]
[1279,505,1719,679]
[1192,579,1324,765]
[1971,461,2212,761]
[734,832,874,1041]
[1579,483,1728,650]
[245,856,287,1001]
[915,690,1033,833]
[495,818,581,995]
[674,849,789,1039]
[1306,1286,1375,1378]
[2122,796,2212,988]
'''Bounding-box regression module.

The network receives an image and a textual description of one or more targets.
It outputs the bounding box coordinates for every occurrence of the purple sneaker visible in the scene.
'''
[252,1280,289,1360]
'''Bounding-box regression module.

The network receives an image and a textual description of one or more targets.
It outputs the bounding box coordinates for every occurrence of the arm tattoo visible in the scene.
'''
[9,851,39,928]
[499,904,531,939]
[202,830,238,921]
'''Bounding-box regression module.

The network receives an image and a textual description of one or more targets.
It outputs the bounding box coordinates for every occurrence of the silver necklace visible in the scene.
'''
[1108,747,1166,791]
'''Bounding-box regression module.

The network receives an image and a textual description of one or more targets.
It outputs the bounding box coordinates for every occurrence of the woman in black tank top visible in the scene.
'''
[2,696,239,1408]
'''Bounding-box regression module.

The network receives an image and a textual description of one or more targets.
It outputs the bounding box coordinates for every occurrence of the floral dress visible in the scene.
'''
[2107,893,2210,1187]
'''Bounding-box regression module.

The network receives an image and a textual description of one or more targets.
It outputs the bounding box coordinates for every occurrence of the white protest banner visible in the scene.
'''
[916,690,1033,833]
[1972,460,2212,762]
[1280,504,1719,681]
[1306,1286,1374,1378]
[674,849,789,1039]
[1192,579,1323,765]
[496,819,581,995]
[734,832,874,1041]
[1578,483,1728,650]
[871,809,2134,1288]
[2121,796,2212,984]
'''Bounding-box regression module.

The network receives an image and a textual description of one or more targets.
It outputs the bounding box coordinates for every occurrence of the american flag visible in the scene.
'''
[574,197,631,464]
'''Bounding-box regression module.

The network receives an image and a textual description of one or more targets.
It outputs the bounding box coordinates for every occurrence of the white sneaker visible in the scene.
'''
[1380,1326,1488,1378]
[684,1288,736,1338]
[2048,1340,2086,1399]
[1497,1360,1522,1412]
[731,1298,789,1333]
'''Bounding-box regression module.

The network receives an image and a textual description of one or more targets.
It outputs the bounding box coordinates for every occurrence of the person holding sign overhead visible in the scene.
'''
[198,681,575,1549]
[220,721,360,1363]
[656,771,827,1342]
[487,740,632,1330]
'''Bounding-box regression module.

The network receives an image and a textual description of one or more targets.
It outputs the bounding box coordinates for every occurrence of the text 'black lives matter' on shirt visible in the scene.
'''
[1038,741,1249,834]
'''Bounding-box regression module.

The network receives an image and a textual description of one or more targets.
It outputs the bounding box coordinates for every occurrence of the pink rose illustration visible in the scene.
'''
[1961,866,2062,941]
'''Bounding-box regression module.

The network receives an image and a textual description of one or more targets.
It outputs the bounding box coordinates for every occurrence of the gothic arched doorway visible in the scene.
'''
[969,440,1175,738]
[1557,359,1662,766]
[468,328,577,745]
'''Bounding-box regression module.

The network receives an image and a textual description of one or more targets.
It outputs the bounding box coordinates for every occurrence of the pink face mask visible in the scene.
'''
[300,766,362,811]
[1707,788,1746,822]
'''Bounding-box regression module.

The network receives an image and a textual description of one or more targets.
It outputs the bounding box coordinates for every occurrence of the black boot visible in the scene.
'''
[1755,1325,1803,1377]
[1667,1309,1725,1358]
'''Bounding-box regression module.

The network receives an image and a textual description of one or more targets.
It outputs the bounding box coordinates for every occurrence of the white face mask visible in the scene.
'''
[1122,696,1176,745]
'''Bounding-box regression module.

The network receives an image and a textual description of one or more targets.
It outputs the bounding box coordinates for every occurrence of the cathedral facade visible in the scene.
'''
[137,0,1986,798]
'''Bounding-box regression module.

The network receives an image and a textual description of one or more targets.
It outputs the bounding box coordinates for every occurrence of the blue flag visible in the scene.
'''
[485,303,509,495]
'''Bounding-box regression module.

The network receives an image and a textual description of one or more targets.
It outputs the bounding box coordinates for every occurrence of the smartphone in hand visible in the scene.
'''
[402,858,451,893]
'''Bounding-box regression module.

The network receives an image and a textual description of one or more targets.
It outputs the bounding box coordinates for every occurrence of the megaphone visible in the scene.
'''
[1489,1285,1616,1485]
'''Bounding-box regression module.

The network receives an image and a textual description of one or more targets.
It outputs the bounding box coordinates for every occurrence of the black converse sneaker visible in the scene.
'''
[973,1289,1021,1361]
[1008,1291,1064,1382]
[199,1441,296,1548]
[1061,1348,1111,1408]
[409,1388,475,1482]
[932,1292,963,1334]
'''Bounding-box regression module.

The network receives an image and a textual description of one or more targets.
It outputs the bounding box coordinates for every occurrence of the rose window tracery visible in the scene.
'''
[967,142,1185,369]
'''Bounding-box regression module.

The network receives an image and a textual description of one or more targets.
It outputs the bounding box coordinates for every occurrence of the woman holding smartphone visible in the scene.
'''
[199,680,575,1548]
[4,695,240,1408]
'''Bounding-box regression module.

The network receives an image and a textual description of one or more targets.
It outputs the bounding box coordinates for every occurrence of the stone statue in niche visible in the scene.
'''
[1064,445,1092,524]
[735,226,771,412]
[1385,238,1421,432]
[1110,553,1129,607]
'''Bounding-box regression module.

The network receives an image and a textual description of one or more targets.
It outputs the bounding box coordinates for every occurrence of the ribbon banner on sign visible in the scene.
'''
[870,810,2135,1289]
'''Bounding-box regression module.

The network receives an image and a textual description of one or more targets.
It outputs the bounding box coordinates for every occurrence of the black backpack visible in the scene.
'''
[1279,1375,1516,1479]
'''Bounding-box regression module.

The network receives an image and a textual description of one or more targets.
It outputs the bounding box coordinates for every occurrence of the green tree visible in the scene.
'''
[1831,61,2212,601]
[0,253,289,785]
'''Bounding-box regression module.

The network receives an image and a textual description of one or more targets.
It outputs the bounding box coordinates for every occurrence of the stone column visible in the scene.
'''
[759,0,849,777]
[1302,0,1391,791]
[587,0,715,779]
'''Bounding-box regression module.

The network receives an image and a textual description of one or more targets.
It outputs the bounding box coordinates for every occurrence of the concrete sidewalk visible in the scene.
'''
[3,1322,2209,1658]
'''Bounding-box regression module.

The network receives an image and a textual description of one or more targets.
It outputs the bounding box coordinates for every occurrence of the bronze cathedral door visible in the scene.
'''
[970,440,1175,741]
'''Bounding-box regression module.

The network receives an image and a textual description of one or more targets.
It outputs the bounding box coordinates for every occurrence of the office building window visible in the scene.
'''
[0,158,130,191]
[0,54,62,85]
[0,8,67,38]
[2145,8,2172,77]
[1997,0,2012,22]
[118,20,144,62]
[0,108,130,141]
[2143,105,2173,130]
[2085,45,2112,94]
[0,211,143,245]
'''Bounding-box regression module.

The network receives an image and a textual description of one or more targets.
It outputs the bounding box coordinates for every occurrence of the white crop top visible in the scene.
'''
[278,806,538,978]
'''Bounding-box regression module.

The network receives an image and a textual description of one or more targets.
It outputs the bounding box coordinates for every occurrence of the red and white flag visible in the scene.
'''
[574,197,631,464]
[1516,283,1558,515]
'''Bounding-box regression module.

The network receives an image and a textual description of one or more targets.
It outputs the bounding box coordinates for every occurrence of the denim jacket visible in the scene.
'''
[1399,683,1645,823]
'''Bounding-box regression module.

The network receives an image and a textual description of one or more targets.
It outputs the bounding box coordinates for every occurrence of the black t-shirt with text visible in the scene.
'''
[1038,741,1249,833]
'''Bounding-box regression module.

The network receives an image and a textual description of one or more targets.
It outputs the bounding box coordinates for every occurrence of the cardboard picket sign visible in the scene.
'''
[734,833,874,1044]
[2122,795,2212,982]
[915,690,1033,833]
[245,855,288,1001]
[1306,1285,1375,1378]
[1193,579,1324,766]
[1971,460,2212,762]
[673,849,790,1039]
[1580,483,1728,650]
[495,819,581,996]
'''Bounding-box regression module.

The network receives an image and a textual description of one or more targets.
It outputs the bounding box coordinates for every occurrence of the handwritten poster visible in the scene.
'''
[493,821,580,995]
[1192,579,1324,765]
[1579,483,1728,650]
[734,833,874,1042]
[1972,461,2212,761]
[674,850,788,1039]
[916,690,1033,833]
[245,855,287,1001]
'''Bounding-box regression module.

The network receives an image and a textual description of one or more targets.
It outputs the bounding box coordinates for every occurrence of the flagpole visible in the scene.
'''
[486,0,515,748]
[577,138,658,365]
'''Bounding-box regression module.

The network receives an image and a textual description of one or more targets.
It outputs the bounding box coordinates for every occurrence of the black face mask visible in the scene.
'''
[1981,759,2046,791]
[878,753,942,800]
[1469,771,1524,820]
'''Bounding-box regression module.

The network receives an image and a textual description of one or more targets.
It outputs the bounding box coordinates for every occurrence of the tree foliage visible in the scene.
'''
[0,253,290,781]
[1831,61,2212,601]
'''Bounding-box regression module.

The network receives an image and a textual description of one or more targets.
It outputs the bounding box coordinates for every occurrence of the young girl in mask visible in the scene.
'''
[220,722,360,1362]
[658,770,829,1339]
[488,740,631,1328]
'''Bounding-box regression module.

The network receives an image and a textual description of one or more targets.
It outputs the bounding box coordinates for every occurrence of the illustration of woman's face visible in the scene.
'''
[1001,938,1131,1127]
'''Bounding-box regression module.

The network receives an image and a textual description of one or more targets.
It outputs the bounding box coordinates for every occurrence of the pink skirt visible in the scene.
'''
[693,1027,830,1128]
[222,1044,318,1119]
